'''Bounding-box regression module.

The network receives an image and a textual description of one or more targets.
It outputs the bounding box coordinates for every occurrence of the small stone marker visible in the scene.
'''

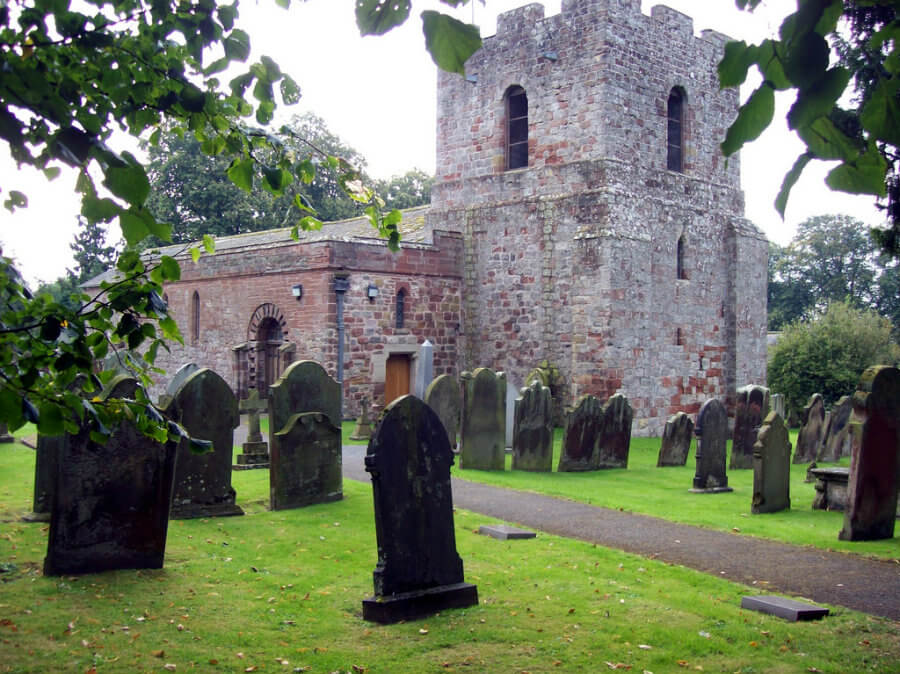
[425,374,461,450]
[793,393,826,464]
[751,411,791,514]
[478,524,536,540]
[818,395,853,462]
[657,411,694,467]
[596,393,632,469]
[349,396,374,442]
[270,412,342,510]
[459,368,506,470]
[558,394,604,472]
[690,398,733,493]
[511,380,553,472]
[505,378,520,449]
[0,422,13,443]
[740,596,829,621]
[362,395,478,624]
[730,385,769,470]
[413,339,434,399]
[234,389,270,469]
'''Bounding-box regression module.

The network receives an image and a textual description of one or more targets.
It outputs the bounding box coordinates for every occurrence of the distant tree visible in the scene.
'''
[70,217,117,283]
[767,240,814,330]
[767,301,900,414]
[375,169,434,210]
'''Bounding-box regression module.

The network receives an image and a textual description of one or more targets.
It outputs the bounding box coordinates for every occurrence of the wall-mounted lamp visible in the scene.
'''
[367,284,379,301]
[291,283,303,300]
[465,73,478,84]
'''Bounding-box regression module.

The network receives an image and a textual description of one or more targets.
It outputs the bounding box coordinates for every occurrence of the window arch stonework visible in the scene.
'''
[667,87,685,172]
[505,85,528,170]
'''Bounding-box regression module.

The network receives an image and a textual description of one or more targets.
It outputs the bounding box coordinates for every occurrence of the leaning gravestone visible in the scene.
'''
[459,368,506,470]
[839,366,900,541]
[596,393,632,468]
[558,394,604,472]
[44,376,178,575]
[818,395,853,462]
[164,368,243,519]
[234,389,269,468]
[362,395,478,623]
[690,398,733,493]
[752,411,792,514]
[268,360,342,510]
[158,362,200,408]
[425,374,461,450]
[657,412,694,467]
[730,385,769,470]
[793,393,826,464]
[511,380,553,472]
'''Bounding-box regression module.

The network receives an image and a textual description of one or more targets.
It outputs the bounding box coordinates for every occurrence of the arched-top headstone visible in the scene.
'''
[269,360,340,435]
[558,394,604,472]
[730,384,769,469]
[597,393,632,469]
[793,393,825,464]
[164,368,243,519]
[104,374,139,400]
[512,380,553,472]
[657,411,694,467]
[425,374,461,449]
[167,362,201,396]
[752,411,791,514]
[459,368,506,470]
[691,398,732,493]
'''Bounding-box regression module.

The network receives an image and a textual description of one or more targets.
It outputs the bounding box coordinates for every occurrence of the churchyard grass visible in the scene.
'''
[1,441,898,673]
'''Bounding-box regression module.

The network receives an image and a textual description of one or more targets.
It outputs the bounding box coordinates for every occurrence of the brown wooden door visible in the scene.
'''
[385,354,411,405]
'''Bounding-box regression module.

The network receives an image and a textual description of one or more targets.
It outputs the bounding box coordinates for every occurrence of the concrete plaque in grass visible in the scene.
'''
[741,596,829,621]
[478,525,536,540]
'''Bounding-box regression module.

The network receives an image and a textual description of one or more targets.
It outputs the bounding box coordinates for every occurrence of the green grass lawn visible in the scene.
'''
[1,440,898,673]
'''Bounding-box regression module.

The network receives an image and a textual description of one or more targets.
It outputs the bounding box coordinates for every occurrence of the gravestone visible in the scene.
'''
[269,361,341,438]
[349,396,375,442]
[793,393,826,464]
[158,362,200,408]
[657,412,694,467]
[459,368,506,470]
[558,394,604,472]
[505,378,520,449]
[0,422,13,443]
[270,412,342,510]
[751,411,791,514]
[770,393,785,421]
[413,339,434,399]
[690,398,733,493]
[511,380,553,472]
[818,395,853,462]
[730,385,769,470]
[839,366,900,541]
[362,395,478,623]
[596,393,632,468]
[164,368,243,519]
[43,377,178,575]
[425,374,461,450]
[235,388,269,468]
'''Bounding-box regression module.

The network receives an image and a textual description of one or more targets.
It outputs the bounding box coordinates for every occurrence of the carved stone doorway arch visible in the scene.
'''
[233,303,292,399]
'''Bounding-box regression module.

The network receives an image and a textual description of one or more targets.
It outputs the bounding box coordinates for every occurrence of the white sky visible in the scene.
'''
[0,0,886,286]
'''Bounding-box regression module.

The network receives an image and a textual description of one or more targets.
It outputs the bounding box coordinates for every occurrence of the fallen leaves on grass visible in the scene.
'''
[605,662,631,670]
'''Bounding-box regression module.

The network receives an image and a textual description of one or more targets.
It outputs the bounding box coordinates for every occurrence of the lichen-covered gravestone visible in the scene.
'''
[362,395,478,623]
[730,385,769,470]
[793,393,826,464]
[596,393,632,469]
[44,376,178,575]
[164,368,243,519]
[511,380,553,472]
[839,366,900,541]
[752,411,791,514]
[657,412,694,466]
[268,360,342,510]
[690,398,733,493]
[818,395,853,463]
[158,361,200,408]
[424,374,461,450]
[459,368,506,470]
[558,394,604,472]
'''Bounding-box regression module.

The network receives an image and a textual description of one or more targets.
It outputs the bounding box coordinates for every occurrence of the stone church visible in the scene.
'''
[135,0,767,435]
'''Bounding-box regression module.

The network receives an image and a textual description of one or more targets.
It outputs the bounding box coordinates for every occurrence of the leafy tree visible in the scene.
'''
[71,216,118,283]
[767,240,814,330]
[767,301,900,414]
[375,168,434,210]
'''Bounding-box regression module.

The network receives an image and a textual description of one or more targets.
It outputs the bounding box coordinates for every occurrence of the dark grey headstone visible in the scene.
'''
[164,368,243,519]
[558,394,604,472]
[658,412,694,467]
[839,366,900,541]
[362,395,478,623]
[818,395,853,462]
[425,374,461,450]
[511,380,553,472]
[27,432,66,522]
[478,525,537,540]
[270,412,342,510]
[730,385,769,470]
[752,412,791,514]
[596,393,632,469]
[459,368,506,470]
[793,393,826,464]
[741,596,829,621]
[691,398,733,493]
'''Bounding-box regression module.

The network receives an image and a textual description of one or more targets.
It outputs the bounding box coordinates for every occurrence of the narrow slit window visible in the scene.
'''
[395,288,406,329]
[667,88,684,172]
[191,291,200,345]
[506,86,528,170]
[676,235,687,280]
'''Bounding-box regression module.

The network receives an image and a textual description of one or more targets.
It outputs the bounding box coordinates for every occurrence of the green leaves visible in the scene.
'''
[422,11,481,75]
[721,83,774,157]
[103,158,150,207]
[227,157,254,192]
[356,0,411,36]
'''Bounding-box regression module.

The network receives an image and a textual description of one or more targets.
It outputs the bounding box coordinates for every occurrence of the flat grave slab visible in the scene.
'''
[478,524,536,540]
[741,595,829,621]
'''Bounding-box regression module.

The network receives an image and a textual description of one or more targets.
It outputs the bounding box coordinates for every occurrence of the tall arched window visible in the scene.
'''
[190,291,200,345]
[676,234,687,280]
[667,87,684,172]
[506,85,528,170]
[395,288,406,329]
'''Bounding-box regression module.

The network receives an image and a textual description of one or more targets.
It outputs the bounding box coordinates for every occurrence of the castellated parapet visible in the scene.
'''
[430,0,768,435]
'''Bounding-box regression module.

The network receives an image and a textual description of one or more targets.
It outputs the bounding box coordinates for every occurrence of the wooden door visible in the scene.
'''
[385,354,411,405]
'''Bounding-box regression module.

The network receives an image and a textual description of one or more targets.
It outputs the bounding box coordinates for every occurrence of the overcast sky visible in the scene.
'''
[0,0,886,286]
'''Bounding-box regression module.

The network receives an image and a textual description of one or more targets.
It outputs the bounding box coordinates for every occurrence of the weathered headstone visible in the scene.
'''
[751,411,791,514]
[657,412,694,467]
[511,380,553,472]
[164,368,243,519]
[459,368,506,470]
[839,366,900,541]
[27,433,67,522]
[270,412,342,510]
[235,388,269,468]
[43,377,178,575]
[269,360,341,437]
[730,385,769,470]
[793,393,826,464]
[505,378,520,449]
[362,395,478,623]
[770,393,785,421]
[425,374,461,450]
[349,396,374,442]
[413,339,434,399]
[596,393,632,468]
[158,362,200,408]
[818,395,853,463]
[558,394,604,472]
[690,398,733,493]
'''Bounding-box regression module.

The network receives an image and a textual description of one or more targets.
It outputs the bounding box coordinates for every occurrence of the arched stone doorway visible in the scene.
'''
[233,303,291,399]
